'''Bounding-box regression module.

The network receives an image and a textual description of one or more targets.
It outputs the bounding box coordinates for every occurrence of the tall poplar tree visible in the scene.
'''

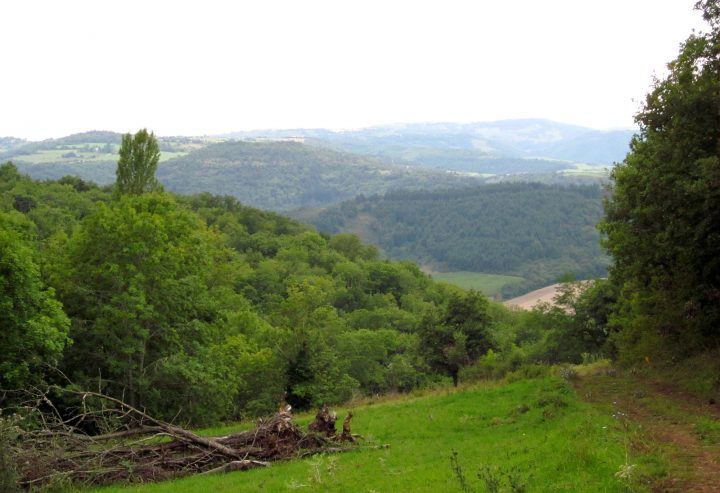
[115,128,161,195]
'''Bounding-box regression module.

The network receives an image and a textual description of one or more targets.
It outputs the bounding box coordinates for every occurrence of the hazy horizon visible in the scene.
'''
[2,117,639,142]
[2,0,704,140]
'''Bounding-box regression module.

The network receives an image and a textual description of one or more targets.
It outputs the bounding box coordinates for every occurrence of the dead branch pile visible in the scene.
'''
[6,389,370,489]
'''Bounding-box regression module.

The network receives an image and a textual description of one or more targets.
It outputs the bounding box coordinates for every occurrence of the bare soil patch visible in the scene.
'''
[503,283,562,309]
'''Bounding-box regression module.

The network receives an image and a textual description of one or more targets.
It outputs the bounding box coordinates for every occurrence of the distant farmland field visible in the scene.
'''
[429,271,525,299]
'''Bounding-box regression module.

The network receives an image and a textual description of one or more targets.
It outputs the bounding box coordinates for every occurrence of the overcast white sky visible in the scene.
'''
[0,0,707,140]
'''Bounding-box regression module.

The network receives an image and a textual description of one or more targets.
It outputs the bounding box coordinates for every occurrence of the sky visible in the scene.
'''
[1,0,707,140]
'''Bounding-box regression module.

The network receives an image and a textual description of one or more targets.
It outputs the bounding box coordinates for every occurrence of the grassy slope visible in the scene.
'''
[87,376,640,493]
[576,363,720,491]
[430,272,525,299]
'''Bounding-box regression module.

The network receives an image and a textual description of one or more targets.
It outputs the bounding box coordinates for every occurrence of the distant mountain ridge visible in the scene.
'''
[224,118,636,170]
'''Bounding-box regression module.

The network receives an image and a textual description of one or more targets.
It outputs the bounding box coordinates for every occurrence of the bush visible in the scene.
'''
[0,417,19,493]
[504,363,552,383]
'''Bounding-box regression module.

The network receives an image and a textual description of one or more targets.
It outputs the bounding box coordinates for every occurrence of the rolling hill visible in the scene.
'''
[297,183,609,297]
[2,120,625,214]
[156,141,481,211]
[1,131,207,184]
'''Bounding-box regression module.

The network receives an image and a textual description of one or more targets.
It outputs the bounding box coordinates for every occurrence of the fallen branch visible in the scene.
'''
[65,389,244,459]
[6,390,371,489]
[200,460,270,475]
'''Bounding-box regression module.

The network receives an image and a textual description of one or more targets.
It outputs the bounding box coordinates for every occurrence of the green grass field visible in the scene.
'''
[84,375,647,493]
[13,150,186,164]
[430,271,525,299]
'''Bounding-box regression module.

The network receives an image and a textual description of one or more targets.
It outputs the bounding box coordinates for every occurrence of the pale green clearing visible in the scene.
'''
[11,150,186,163]
[559,164,611,177]
[431,271,525,298]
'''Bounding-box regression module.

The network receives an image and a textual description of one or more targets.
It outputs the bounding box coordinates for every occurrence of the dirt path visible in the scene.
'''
[575,370,720,492]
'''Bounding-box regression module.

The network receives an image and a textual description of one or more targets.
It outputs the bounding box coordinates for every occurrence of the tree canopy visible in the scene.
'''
[418,290,493,386]
[0,212,70,389]
[600,0,720,359]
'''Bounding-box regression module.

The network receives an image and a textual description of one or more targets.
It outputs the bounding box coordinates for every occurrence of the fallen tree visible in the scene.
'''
[3,387,379,489]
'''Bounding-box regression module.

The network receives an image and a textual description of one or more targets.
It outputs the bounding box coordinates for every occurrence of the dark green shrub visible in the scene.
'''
[0,417,19,493]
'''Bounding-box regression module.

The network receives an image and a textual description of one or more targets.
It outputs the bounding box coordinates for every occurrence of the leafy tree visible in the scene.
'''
[328,233,378,261]
[526,280,617,363]
[0,162,21,186]
[0,213,70,390]
[419,290,494,386]
[600,1,720,359]
[56,194,227,413]
[115,129,161,195]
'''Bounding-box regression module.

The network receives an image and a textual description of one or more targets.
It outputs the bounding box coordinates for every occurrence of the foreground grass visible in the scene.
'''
[431,271,525,299]
[576,364,720,490]
[85,376,644,493]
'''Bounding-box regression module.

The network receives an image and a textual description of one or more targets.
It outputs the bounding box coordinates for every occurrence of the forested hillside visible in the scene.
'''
[156,141,479,211]
[302,184,608,297]
[0,161,489,425]
[1,154,620,432]
[3,124,616,215]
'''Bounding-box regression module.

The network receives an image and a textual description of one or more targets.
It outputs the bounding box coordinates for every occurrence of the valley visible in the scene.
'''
[3,0,719,491]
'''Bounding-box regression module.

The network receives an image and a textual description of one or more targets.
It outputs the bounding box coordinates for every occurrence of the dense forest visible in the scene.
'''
[0,161,437,422]
[302,184,609,297]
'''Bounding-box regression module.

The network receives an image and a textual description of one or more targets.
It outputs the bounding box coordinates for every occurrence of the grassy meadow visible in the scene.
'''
[430,272,525,299]
[84,375,648,493]
[12,148,186,164]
